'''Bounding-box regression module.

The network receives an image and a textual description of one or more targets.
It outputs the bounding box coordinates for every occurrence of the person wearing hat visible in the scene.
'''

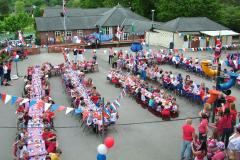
[211,141,226,160]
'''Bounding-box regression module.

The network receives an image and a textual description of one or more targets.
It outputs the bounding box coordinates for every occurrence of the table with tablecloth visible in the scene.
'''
[27,66,47,159]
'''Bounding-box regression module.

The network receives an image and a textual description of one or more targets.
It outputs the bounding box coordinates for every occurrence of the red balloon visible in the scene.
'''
[104,136,115,148]
[13,52,17,56]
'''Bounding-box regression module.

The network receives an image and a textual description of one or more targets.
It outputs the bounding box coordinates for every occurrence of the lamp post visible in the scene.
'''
[151,10,155,30]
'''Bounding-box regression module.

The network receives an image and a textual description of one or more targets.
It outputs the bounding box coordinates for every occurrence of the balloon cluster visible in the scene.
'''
[13,52,19,62]
[97,137,115,160]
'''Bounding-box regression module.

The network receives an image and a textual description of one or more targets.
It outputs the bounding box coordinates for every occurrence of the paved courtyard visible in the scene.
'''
[0,47,239,160]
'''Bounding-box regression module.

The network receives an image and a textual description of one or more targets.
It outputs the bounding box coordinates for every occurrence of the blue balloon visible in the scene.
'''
[97,154,106,160]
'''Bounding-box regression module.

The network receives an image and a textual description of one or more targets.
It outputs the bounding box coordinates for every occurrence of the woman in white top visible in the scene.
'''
[228,124,240,160]
[3,63,8,80]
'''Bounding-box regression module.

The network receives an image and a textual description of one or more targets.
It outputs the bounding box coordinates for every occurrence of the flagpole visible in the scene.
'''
[63,0,66,43]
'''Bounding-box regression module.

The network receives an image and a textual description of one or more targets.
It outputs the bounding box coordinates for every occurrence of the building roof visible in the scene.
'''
[95,5,149,27]
[123,19,161,35]
[35,16,100,31]
[36,5,151,32]
[153,17,229,32]
[43,7,110,17]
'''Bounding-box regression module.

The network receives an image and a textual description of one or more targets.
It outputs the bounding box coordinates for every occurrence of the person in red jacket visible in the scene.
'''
[221,108,232,148]
[230,103,237,133]
[181,118,195,160]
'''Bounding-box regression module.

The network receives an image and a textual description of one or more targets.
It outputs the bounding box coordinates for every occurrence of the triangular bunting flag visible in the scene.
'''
[4,95,12,104]
[50,104,59,112]
[110,103,117,112]
[57,106,65,112]
[1,93,6,103]
[29,100,37,108]
[65,107,74,115]
[114,100,120,108]
[44,103,51,111]
[20,98,29,105]
[11,96,18,106]
[16,97,24,104]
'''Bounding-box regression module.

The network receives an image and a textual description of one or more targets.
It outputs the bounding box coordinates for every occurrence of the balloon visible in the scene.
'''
[97,154,106,160]
[104,136,115,148]
[15,55,19,59]
[97,144,108,155]
[13,52,17,56]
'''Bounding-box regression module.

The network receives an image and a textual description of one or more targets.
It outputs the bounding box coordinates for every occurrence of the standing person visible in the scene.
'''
[73,49,78,64]
[198,113,208,142]
[221,108,233,148]
[140,63,147,81]
[228,124,240,160]
[78,49,84,62]
[3,62,8,82]
[230,103,237,134]
[112,53,118,68]
[7,60,12,81]
[181,118,195,160]
[0,62,3,85]
[92,50,97,62]
[108,47,113,64]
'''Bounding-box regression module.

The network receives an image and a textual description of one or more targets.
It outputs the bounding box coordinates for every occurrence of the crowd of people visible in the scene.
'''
[107,70,179,119]
[62,61,118,134]
[63,48,99,73]
[14,63,61,160]
[181,92,239,160]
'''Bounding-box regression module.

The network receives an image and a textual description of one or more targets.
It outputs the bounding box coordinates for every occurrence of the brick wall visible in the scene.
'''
[39,29,98,45]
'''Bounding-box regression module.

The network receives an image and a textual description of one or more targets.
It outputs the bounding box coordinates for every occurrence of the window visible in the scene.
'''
[77,30,83,37]
[55,31,61,37]
[102,27,112,35]
[123,33,128,40]
[66,31,72,37]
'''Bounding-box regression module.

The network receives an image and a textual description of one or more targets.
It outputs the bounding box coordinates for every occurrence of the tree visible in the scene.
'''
[155,0,221,22]
[67,0,81,7]
[34,7,43,17]
[15,0,25,14]
[219,5,240,32]
[0,21,5,32]
[0,0,10,16]
[4,13,32,32]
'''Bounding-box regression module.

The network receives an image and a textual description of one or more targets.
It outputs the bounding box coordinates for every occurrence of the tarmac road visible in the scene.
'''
[0,47,238,160]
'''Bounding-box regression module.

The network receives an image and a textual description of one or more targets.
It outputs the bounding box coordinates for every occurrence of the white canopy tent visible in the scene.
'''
[200,30,239,36]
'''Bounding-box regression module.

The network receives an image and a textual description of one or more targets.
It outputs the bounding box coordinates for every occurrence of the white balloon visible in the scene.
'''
[15,55,19,59]
[97,144,108,155]
[125,50,128,53]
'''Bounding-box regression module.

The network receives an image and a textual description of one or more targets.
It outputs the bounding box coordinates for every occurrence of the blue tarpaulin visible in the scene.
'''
[131,42,143,52]
[92,32,113,42]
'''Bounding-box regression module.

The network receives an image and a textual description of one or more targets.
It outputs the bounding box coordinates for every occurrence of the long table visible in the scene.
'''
[27,66,47,159]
